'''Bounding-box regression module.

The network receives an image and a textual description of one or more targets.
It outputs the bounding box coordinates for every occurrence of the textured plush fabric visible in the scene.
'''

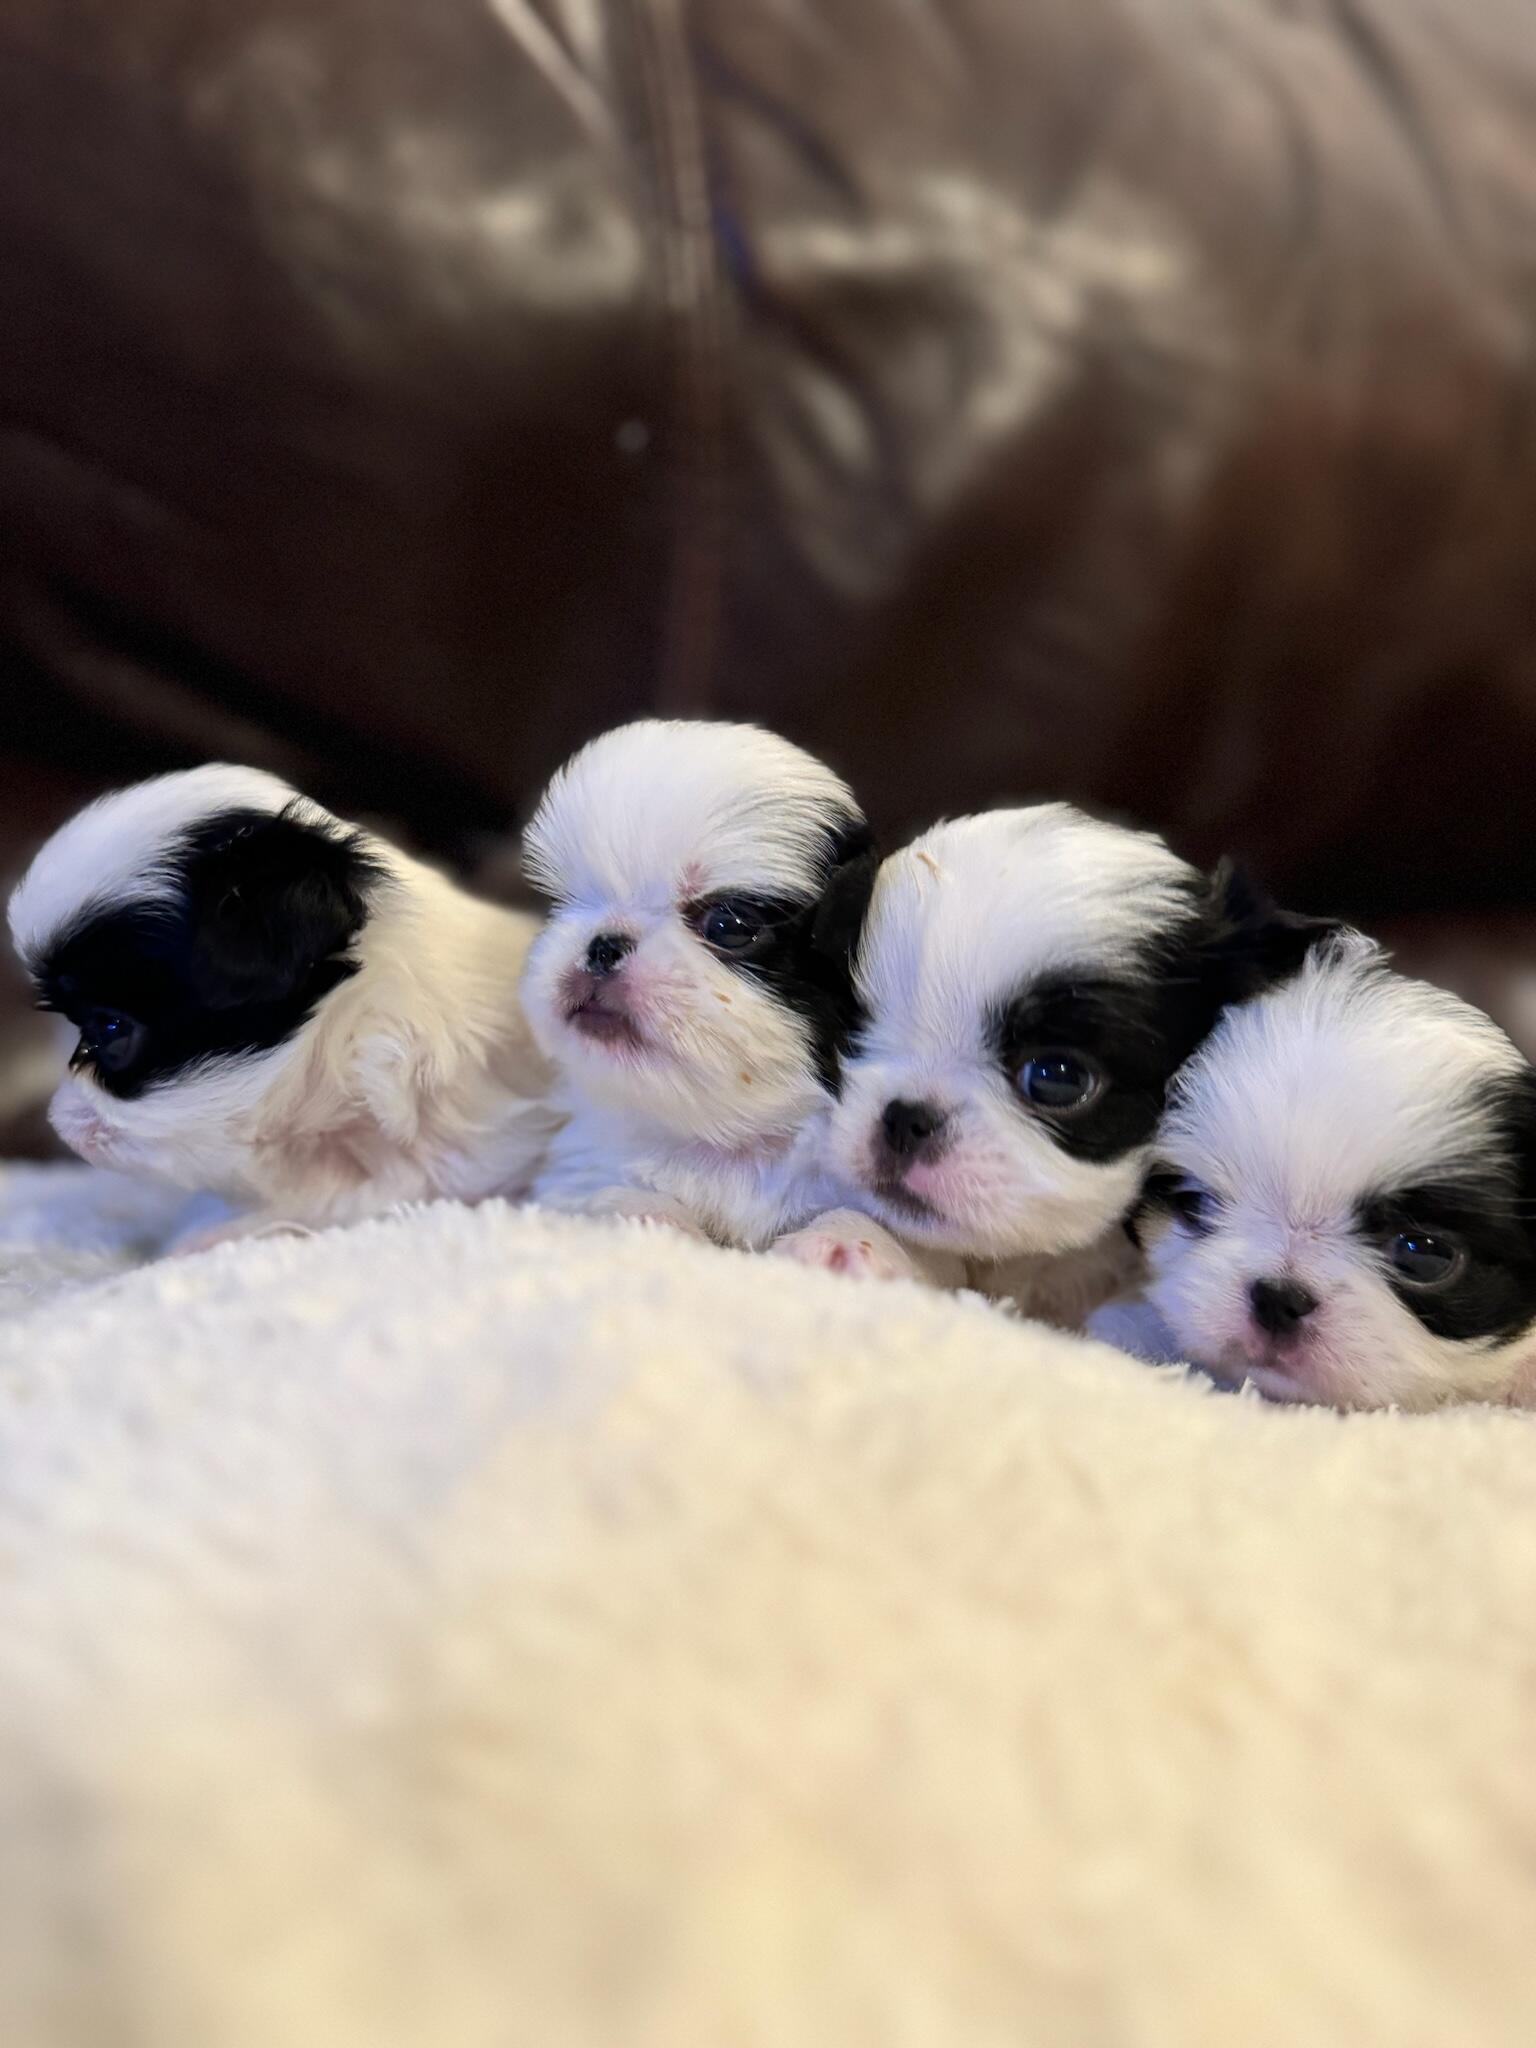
[0,1166,1533,2046]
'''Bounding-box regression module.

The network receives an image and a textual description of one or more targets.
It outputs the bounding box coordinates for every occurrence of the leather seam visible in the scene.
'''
[623,0,730,715]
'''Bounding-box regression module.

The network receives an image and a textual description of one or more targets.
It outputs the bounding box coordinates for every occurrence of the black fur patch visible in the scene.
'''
[688,816,877,1094]
[987,868,1339,1165]
[1356,1070,1536,1345]
[1125,1164,1186,1248]
[1197,861,1342,1004]
[989,972,1206,1163]
[34,805,382,1100]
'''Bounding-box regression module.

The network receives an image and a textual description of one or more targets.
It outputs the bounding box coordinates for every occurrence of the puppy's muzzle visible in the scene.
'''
[563,941,645,1050]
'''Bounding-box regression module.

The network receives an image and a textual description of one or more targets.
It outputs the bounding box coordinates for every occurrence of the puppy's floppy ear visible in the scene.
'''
[185,808,379,1009]
[1197,860,1343,1002]
[809,822,879,968]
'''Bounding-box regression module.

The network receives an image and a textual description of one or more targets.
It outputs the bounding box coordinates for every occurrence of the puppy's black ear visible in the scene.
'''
[185,808,378,1010]
[1198,860,1343,1002]
[810,822,879,968]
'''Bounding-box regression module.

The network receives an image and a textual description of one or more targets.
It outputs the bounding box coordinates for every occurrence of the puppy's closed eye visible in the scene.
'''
[1136,1169,1219,1240]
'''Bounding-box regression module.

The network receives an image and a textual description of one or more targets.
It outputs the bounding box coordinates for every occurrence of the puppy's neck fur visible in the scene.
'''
[238,851,560,1222]
[534,1088,852,1249]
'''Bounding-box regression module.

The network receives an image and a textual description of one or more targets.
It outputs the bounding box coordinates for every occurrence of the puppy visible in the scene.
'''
[777,806,1322,1313]
[1117,931,1536,1410]
[9,764,560,1241]
[520,719,876,1247]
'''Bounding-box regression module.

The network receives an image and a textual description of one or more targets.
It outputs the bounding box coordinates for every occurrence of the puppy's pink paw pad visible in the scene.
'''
[772,1229,913,1283]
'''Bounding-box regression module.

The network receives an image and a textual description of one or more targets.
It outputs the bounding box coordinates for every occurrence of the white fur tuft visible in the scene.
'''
[854,806,1198,1062]
[1160,933,1525,1216]
[522,719,861,912]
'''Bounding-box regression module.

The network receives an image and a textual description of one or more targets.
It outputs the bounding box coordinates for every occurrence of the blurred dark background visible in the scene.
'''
[5,0,1536,1150]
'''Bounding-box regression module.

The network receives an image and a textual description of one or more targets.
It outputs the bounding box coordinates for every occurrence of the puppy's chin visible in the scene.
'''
[547,1015,817,1148]
[1177,1325,1443,1412]
[46,1061,277,1198]
[542,1012,693,1118]
[1186,1331,1342,1407]
[854,1171,1127,1260]
[48,1078,143,1174]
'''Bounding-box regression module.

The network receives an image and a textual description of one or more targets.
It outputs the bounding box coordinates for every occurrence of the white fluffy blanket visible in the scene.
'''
[1,1163,1534,2047]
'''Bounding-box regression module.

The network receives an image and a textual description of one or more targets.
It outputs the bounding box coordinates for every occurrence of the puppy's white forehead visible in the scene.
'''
[8,763,305,966]
[856,807,1200,1056]
[522,720,861,911]
[1163,934,1526,1216]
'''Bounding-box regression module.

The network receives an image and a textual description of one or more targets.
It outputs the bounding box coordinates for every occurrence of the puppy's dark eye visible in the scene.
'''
[1386,1230,1464,1289]
[697,901,767,954]
[81,1009,146,1074]
[1016,1051,1101,1114]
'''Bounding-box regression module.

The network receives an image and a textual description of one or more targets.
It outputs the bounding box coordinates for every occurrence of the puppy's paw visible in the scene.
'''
[770,1210,920,1283]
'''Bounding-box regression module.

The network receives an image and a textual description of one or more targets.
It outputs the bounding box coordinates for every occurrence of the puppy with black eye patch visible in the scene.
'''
[8,764,560,1247]
[520,719,878,1248]
[774,805,1325,1313]
[1111,930,1536,1410]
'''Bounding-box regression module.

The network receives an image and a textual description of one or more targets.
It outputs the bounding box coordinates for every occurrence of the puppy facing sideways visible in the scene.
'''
[520,719,876,1248]
[776,806,1323,1315]
[9,765,560,1246]
[1114,931,1536,1410]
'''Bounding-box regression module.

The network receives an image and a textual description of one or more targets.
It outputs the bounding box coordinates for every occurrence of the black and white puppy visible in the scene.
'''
[1113,931,1536,1409]
[776,805,1320,1316]
[9,764,559,1243]
[520,719,876,1247]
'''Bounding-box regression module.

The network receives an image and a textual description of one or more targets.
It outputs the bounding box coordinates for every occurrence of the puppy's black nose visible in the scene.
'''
[881,1099,946,1160]
[585,932,634,976]
[1249,1276,1318,1337]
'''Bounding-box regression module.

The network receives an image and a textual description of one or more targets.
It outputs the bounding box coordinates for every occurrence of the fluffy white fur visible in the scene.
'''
[802,807,1199,1310]
[9,767,560,1233]
[2,1175,1536,2045]
[1131,932,1536,1410]
[523,721,864,1247]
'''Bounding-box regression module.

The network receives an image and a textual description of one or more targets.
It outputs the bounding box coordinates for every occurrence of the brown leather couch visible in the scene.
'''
[5,0,1536,1144]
